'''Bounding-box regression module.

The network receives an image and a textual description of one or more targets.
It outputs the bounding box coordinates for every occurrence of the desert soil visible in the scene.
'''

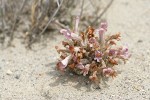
[0,0,150,100]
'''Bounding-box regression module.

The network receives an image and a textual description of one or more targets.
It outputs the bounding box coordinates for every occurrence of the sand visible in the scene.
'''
[0,0,150,100]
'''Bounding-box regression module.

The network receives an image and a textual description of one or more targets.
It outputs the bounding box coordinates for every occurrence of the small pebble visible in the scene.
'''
[85,81,90,85]
[2,59,5,62]
[69,73,73,76]
[15,74,20,79]
[137,40,143,43]
[6,70,13,75]
[95,86,101,89]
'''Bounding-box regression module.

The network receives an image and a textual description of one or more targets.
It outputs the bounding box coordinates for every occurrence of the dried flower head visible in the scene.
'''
[55,17,130,84]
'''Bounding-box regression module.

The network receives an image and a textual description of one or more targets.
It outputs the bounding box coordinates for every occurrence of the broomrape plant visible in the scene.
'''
[55,17,130,84]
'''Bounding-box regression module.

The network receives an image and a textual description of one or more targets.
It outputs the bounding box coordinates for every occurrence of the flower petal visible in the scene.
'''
[61,55,72,67]
[94,50,103,62]
[96,21,107,44]
[103,67,116,77]
[100,21,107,31]
[57,55,72,71]
[82,64,90,76]
[118,45,131,59]
[60,29,71,39]
[76,63,84,69]
[60,29,81,41]
[71,32,81,40]
[109,49,117,56]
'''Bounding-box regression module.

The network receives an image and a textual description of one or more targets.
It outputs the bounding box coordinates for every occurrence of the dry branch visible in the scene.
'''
[92,0,114,25]
[0,0,111,48]
[8,0,27,46]
[39,0,63,36]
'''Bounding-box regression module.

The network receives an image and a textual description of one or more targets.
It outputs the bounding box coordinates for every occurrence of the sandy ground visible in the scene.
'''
[0,0,150,100]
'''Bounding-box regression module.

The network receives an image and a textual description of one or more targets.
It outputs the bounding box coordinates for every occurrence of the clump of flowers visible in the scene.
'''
[55,17,130,84]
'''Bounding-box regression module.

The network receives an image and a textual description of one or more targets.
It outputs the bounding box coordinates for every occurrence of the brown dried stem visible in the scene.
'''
[79,0,84,19]
[39,0,64,36]
[8,0,27,46]
[1,0,5,30]
[92,0,114,25]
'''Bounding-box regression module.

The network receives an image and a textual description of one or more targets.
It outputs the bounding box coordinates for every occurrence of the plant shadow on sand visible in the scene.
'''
[45,62,114,92]
[43,62,121,99]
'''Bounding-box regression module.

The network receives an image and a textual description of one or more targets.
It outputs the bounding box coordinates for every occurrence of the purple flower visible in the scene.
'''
[94,50,103,62]
[96,21,108,45]
[89,37,97,44]
[88,37,99,47]
[118,46,131,59]
[76,63,84,69]
[103,68,113,73]
[109,49,117,56]
[76,63,90,76]
[72,54,77,62]
[60,16,81,41]
[60,29,72,39]
[100,21,107,31]
[57,55,72,71]
[103,67,116,77]
[60,29,81,40]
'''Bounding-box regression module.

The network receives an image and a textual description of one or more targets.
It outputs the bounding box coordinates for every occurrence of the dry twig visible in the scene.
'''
[1,0,5,30]
[39,0,64,36]
[79,0,85,19]
[92,0,114,25]
[8,0,27,46]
